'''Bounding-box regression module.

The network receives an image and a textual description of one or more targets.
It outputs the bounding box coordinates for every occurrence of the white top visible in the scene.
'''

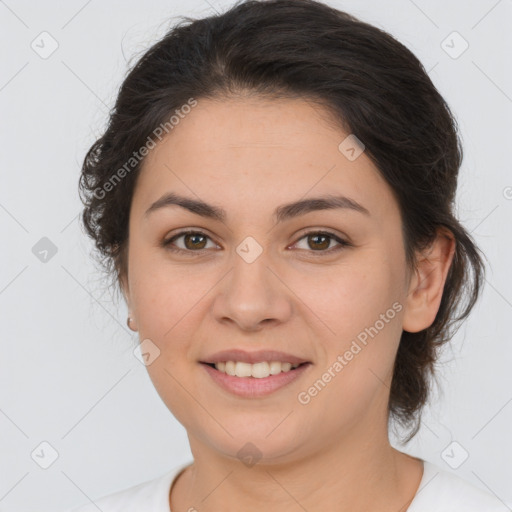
[67,459,510,511]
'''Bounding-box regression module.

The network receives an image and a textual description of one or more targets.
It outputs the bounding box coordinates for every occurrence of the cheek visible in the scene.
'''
[133,277,206,342]
[290,252,404,346]
[128,240,210,337]
[293,249,405,404]
[129,267,210,425]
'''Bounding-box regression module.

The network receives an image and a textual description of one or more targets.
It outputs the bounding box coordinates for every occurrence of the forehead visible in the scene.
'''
[132,96,397,223]
[151,96,346,156]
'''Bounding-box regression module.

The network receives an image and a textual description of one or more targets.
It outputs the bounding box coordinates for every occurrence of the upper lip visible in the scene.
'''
[200,349,310,365]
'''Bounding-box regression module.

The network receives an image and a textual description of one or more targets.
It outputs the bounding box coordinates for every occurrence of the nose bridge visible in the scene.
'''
[212,237,293,330]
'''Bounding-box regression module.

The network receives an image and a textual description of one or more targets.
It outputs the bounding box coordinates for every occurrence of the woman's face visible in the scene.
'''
[123,96,415,463]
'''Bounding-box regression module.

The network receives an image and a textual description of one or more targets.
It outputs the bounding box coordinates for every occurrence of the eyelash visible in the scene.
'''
[161,229,351,257]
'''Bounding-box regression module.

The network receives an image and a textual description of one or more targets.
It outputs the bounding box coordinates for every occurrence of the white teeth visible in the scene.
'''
[235,362,252,378]
[251,362,269,379]
[269,361,283,375]
[214,360,300,378]
[225,361,236,375]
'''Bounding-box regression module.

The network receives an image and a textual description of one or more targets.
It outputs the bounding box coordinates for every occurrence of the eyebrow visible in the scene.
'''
[144,191,370,223]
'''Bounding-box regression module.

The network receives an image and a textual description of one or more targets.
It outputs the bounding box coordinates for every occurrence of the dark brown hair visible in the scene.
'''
[79,0,485,441]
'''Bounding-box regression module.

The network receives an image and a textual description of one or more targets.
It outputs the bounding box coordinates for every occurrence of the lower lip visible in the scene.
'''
[201,363,312,398]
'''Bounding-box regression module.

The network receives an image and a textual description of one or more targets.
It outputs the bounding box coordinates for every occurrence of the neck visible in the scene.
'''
[170,422,423,512]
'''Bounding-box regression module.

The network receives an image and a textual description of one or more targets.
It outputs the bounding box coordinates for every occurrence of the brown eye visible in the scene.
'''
[162,229,350,257]
[183,232,207,250]
[292,231,351,255]
[307,233,331,250]
[162,230,217,254]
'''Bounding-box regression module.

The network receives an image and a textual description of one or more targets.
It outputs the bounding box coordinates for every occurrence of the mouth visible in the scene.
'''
[199,360,312,398]
[201,361,309,378]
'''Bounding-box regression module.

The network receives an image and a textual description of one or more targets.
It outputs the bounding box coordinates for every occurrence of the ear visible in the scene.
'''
[120,274,139,332]
[402,227,456,333]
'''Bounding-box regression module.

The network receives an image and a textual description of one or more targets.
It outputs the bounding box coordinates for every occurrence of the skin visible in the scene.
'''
[121,95,455,512]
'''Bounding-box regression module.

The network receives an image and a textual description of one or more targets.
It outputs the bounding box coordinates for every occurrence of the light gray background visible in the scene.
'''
[1,0,511,510]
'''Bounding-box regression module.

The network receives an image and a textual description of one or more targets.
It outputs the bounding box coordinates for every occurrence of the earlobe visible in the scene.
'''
[402,228,456,333]
[119,274,138,331]
[127,315,138,332]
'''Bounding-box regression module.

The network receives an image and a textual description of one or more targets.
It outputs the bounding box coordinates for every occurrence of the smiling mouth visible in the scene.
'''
[202,361,309,379]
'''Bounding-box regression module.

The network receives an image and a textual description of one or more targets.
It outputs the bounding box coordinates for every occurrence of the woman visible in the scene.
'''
[70,0,507,510]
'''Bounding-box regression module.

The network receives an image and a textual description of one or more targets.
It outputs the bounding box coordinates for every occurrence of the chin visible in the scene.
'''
[192,418,311,466]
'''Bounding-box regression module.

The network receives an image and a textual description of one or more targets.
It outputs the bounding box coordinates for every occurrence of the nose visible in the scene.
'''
[211,248,293,332]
